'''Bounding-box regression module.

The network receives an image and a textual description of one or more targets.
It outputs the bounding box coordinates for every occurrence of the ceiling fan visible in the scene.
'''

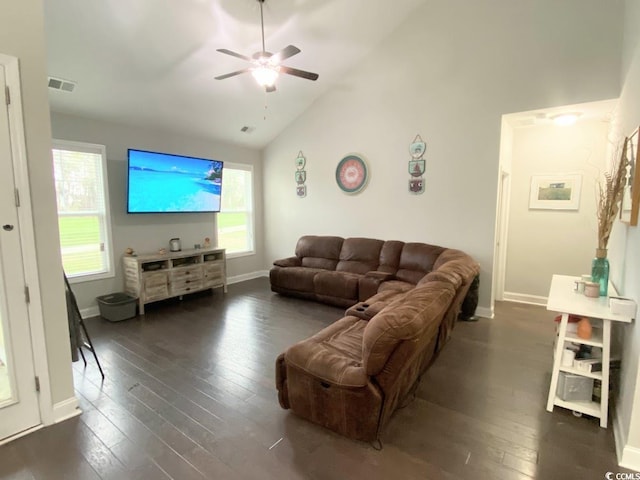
[214,0,319,93]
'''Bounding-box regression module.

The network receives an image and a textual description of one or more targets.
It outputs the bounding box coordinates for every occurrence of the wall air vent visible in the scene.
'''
[48,76,77,93]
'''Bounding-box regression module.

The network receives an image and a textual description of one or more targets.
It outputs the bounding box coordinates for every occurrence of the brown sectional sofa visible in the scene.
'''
[272,235,480,442]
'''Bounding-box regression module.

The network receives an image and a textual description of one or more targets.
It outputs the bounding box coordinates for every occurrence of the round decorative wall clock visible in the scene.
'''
[336,154,368,194]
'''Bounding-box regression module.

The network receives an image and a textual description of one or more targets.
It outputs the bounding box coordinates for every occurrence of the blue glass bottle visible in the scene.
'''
[591,248,610,297]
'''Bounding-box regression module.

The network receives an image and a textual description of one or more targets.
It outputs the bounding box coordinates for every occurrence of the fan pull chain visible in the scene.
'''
[264,90,269,121]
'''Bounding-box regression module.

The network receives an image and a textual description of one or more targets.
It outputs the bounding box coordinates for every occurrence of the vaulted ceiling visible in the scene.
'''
[43,0,426,148]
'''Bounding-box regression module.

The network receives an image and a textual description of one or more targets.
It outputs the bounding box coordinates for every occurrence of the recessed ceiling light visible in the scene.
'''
[551,112,581,126]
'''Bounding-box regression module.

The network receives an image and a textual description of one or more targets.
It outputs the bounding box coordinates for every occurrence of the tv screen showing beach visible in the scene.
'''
[127,149,223,213]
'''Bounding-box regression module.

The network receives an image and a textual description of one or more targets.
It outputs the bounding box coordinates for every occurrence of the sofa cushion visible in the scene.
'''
[417,269,462,289]
[285,316,368,387]
[336,238,384,274]
[433,248,475,270]
[395,243,446,284]
[435,258,480,284]
[270,266,327,292]
[296,235,343,270]
[314,271,360,299]
[363,281,455,376]
[378,240,404,274]
[378,280,414,294]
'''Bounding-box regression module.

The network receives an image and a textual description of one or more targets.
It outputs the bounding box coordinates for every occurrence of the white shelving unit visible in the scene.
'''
[546,275,633,427]
[123,247,227,315]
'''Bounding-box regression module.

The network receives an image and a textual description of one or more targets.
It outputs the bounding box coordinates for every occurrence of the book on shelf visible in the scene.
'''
[573,358,621,373]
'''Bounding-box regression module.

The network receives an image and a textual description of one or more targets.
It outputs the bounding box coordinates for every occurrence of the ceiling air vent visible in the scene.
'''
[48,76,77,93]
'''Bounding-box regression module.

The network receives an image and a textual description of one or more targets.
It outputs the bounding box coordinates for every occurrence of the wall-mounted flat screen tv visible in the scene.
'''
[127,149,223,213]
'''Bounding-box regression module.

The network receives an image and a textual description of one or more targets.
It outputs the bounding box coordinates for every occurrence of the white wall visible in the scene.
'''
[51,112,264,311]
[262,0,623,314]
[0,2,74,405]
[504,119,610,300]
[611,0,640,470]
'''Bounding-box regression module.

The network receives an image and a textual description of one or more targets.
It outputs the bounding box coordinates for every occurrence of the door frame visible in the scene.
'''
[492,117,514,307]
[1,54,54,435]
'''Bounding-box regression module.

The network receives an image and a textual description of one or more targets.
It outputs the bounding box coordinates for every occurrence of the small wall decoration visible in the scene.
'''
[409,177,424,193]
[295,170,306,184]
[336,154,368,194]
[295,151,307,197]
[295,152,306,170]
[528,174,582,210]
[408,135,426,194]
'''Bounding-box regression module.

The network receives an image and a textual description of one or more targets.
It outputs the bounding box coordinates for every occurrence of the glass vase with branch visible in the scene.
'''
[593,137,629,296]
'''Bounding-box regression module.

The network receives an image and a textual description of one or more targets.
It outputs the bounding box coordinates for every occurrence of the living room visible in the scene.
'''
[1,0,640,477]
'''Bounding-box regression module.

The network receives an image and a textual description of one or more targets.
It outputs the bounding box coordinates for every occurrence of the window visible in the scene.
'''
[217,163,254,256]
[52,140,114,281]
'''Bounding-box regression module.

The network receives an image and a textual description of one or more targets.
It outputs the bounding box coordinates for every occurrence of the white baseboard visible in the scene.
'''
[502,291,548,306]
[614,413,640,471]
[0,424,44,446]
[619,445,640,471]
[52,396,81,424]
[614,413,627,465]
[475,306,494,319]
[80,305,99,319]
[227,270,269,285]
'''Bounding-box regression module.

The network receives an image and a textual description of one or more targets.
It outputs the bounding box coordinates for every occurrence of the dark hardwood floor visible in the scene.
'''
[0,278,633,479]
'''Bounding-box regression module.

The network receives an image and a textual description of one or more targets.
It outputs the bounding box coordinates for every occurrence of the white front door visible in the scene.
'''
[0,63,41,440]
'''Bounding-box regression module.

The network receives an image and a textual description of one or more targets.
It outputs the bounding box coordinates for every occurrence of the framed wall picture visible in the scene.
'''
[529,174,582,210]
[620,127,640,226]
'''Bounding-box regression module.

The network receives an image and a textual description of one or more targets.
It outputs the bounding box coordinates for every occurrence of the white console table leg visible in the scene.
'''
[547,313,568,412]
[600,319,611,428]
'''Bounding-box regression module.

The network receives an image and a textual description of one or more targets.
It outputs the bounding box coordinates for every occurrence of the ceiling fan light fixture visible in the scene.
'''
[251,66,278,87]
[551,112,581,126]
[215,0,318,90]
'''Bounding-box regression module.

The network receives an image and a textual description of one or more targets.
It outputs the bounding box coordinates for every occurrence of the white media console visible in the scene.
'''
[123,247,227,315]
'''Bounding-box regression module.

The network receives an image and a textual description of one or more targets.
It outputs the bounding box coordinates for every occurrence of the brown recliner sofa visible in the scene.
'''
[273,235,480,442]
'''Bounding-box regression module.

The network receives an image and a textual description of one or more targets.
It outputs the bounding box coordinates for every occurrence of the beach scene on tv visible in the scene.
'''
[128,150,223,213]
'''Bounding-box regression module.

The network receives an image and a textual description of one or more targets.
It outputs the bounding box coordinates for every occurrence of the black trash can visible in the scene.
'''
[96,293,137,322]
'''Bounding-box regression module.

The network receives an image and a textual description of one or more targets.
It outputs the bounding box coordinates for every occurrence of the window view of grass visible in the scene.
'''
[218,212,250,253]
[537,185,571,201]
[218,167,253,255]
[53,145,111,279]
[59,216,105,276]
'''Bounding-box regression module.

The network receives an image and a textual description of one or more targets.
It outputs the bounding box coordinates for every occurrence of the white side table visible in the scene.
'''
[546,274,633,428]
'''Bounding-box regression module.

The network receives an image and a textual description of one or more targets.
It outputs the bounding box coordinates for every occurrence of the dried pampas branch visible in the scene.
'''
[597,137,629,251]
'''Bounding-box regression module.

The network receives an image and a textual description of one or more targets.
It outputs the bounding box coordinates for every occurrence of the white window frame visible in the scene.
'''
[52,139,115,283]
[218,162,255,258]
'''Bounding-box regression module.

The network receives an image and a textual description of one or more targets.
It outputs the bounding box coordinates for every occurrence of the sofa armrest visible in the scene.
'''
[285,344,367,387]
[358,271,394,301]
[273,256,301,268]
[284,319,368,388]
[346,301,388,321]
[365,271,394,280]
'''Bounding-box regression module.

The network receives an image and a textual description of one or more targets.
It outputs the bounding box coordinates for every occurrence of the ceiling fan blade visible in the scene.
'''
[280,66,319,81]
[215,69,250,80]
[216,49,251,62]
[265,85,277,93]
[269,45,301,65]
